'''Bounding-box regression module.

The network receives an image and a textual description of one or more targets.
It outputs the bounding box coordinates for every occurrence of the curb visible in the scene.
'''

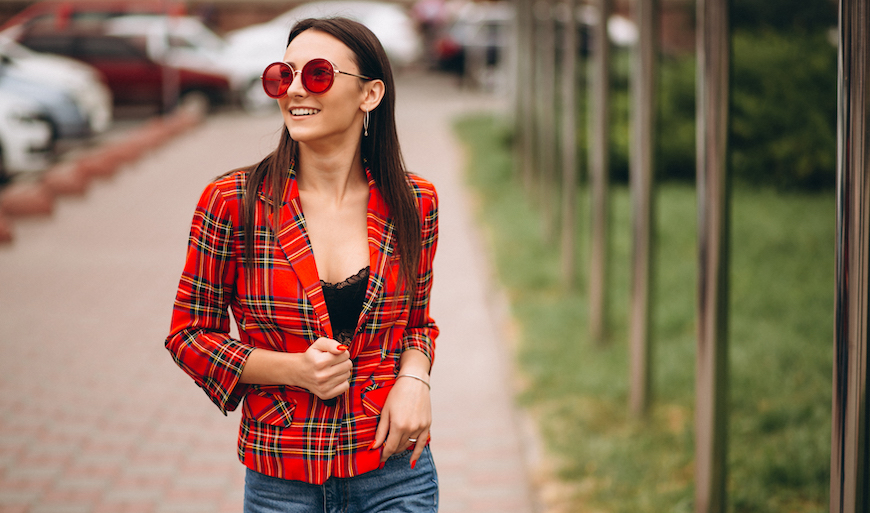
[42,162,89,196]
[0,104,205,245]
[0,180,53,216]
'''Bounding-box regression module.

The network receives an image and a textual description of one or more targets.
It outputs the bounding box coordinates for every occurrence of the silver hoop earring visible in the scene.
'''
[363,110,369,137]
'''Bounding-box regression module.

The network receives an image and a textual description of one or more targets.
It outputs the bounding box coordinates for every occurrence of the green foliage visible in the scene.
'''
[730,30,838,190]
[596,47,699,185]
[454,114,833,512]
[605,48,632,184]
[595,28,837,191]
[731,0,836,32]
[658,53,697,183]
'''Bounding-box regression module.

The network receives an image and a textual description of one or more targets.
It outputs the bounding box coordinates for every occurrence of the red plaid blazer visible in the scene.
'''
[165,166,438,484]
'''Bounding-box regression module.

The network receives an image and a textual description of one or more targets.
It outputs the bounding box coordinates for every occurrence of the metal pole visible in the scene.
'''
[529,0,545,199]
[559,0,579,286]
[628,0,657,417]
[536,0,558,240]
[831,1,870,511]
[517,0,536,189]
[507,0,520,130]
[512,0,521,138]
[695,0,730,510]
[589,0,611,342]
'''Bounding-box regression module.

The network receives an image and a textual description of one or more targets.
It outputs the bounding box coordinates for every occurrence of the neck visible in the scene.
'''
[295,143,367,204]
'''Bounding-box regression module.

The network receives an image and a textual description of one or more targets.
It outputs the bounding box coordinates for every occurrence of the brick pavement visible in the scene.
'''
[0,72,538,513]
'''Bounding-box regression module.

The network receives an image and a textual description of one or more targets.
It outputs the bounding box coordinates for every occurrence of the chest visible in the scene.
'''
[299,191,370,284]
[235,207,405,349]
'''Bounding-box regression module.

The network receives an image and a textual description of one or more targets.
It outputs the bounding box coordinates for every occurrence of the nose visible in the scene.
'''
[286,69,306,96]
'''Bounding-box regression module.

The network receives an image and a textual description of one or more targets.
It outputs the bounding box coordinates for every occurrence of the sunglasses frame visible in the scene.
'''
[260,59,375,98]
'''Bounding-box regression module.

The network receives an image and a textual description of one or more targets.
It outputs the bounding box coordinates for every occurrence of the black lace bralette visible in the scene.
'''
[320,266,369,344]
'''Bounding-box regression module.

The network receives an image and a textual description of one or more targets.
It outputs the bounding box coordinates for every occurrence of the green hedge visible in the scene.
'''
[730,30,837,190]
[598,29,837,190]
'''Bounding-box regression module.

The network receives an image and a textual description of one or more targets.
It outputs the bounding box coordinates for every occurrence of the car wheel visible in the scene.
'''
[241,79,276,116]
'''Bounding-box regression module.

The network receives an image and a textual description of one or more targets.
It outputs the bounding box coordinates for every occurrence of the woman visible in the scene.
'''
[165,17,439,511]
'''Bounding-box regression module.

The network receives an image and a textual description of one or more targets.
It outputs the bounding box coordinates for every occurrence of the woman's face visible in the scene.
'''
[279,30,370,148]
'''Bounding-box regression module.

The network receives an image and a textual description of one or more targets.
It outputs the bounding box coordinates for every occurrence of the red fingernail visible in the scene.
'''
[379,461,385,470]
[368,441,376,451]
[337,345,348,351]
[411,460,417,470]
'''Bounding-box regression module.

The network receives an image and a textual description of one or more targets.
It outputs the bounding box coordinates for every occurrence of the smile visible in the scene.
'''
[290,108,320,116]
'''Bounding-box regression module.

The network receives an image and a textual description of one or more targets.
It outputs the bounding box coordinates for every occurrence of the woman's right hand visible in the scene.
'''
[292,337,352,400]
[239,337,352,400]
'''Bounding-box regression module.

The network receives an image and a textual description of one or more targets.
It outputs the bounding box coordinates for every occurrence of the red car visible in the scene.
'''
[1,1,230,111]
[16,30,230,109]
[0,1,187,34]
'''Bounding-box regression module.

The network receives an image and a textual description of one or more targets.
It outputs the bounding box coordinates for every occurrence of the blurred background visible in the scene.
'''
[0,0,847,512]
[0,0,527,186]
[0,0,838,191]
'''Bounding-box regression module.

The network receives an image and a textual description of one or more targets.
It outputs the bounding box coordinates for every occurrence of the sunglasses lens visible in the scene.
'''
[262,62,292,98]
[302,59,334,94]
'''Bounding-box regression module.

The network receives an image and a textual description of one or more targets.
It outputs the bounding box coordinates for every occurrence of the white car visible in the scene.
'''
[0,89,53,178]
[225,1,424,113]
[0,35,112,135]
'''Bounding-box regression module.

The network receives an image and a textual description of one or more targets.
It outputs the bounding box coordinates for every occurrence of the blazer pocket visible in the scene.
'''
[361,382,394,417]
[243,389,299,427]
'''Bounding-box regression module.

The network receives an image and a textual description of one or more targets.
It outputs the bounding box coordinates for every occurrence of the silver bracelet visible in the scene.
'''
[396,374,431,390]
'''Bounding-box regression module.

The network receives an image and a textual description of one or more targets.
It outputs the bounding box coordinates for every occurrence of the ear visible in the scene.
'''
[360,79,385,113]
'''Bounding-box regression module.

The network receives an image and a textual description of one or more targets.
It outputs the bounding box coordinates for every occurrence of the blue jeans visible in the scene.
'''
[244,448,439,513]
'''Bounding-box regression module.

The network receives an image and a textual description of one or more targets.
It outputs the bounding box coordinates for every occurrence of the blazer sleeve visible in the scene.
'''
[165,181,253,415]
[401,184,439,366]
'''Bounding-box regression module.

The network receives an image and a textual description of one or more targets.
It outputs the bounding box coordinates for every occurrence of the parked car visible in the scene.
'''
[0,0,187,37]
[103,15,250,108]
[224,1,424,113]
[0,60,91,140]
[0,35,112,134]
[12,30,231,111]
[0,89,53,179]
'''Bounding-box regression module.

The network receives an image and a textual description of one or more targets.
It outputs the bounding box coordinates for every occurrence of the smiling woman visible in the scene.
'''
[274,29,380,156]
[165,17,441,513]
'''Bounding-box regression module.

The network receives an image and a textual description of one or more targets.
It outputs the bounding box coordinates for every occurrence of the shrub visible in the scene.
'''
[730,29,837,190]
[604,29,838,190]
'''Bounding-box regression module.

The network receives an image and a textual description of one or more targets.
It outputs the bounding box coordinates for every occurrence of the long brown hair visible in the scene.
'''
[242,17,421,294]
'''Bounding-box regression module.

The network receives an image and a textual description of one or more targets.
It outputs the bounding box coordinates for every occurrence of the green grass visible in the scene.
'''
[454,114,833,512]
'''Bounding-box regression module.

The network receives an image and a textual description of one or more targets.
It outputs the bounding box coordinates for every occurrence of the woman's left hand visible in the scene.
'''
[371,370,431,468]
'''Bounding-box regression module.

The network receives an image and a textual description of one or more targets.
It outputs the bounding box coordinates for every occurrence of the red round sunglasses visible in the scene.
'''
[261,59,375,98]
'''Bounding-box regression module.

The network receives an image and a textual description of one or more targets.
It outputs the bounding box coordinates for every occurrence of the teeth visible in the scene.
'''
[291,108,320,116]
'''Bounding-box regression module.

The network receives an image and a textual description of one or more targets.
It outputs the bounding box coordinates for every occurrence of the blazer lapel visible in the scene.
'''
[359,169,396,330]
[262,168,397,345]
[266,172,332,339]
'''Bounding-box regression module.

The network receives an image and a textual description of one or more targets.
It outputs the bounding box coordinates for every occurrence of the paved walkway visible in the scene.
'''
[0,72,537,513]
